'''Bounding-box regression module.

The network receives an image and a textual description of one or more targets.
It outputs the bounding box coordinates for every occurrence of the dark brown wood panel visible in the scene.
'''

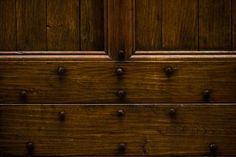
[162,0,198,50]
[135,0,162,51]
[199,0,232,50]
[47,0,80,51]
[0,0,16,51]
[233,0,236,50]
[16,0,47,51]
[80,0,104,51]
[0,55,235,104]
[106,0,135,60]
[0,104,236,156]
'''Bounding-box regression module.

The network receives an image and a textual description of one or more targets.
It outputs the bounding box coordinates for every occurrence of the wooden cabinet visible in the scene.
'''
[0,0,236,156]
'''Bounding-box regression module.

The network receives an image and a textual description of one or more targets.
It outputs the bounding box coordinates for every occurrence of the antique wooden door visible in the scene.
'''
[0,0,236,156]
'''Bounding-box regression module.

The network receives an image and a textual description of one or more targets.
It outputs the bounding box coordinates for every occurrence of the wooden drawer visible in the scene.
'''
[0,55,236,104]
[0,104,236,156]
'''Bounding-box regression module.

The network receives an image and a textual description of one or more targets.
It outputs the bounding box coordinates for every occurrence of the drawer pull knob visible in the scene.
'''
[20,90,27,102]
[57,66,66,76]
[169,108,176,118]
[209,143,217,155]
[58,111,66,121]
[117,109,125,117]
[116,67,125,77]
[203,89,211,102]
[118,143,126,153]
[164,67,176,77]
[26,142,34,154]
[118,50,125,61]
[117,90,126,99]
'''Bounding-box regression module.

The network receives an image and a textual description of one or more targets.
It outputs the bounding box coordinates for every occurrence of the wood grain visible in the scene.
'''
[80,0,104,51]
[135,0,162,51]
[199,0,232,50]
[0,104,236,156]
[16,0,47,51]
[105,0,135,60]
[0,0,16,51]
[233,0,236,50]
[47,0,80,51]
[162,0,198,50]
[0,55,235,104]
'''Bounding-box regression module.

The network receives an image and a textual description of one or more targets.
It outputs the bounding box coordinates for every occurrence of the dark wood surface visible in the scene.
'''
[0,0,16,51]
[47,0,80,51]
[105,0,135,60]
[162,0,198,50]
[1,0,235,52]
[199,0,232,50]
[0,0,105,52]
[0,104,236,156]
[0,54,235,104]
[16,0,47,51]
[0,1,236,156]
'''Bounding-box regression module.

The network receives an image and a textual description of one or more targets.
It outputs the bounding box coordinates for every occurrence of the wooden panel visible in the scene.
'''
[135,0,162,50]
[47,0,80,51]
[106,0,135,60]
[162,0,198,50]
[0,55,235,104]
[233,0,236,50]
[199,0,232,50]
[0,0,16,51]
[80,0,104,51]
[16,0,47,51]
[0,105,236,156]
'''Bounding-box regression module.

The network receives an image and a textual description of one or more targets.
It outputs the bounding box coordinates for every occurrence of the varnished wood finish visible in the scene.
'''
[47,0,80,51]
[16,0,47,51]
[0,0,16,51]
[0,104,236,156]
[0,55,235,104]
[80,0,104,51]
[0,0,105,52]
[0,1,236,156]
[199,0,232,50]
[162,0,198,50]
[233,0,236,50]
[135,0,162,50]
[105,0,135,60]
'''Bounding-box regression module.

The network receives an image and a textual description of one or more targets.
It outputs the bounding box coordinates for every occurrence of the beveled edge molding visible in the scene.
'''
[0,51,236,62]
[0,103,235,106]
[0,51,106,55]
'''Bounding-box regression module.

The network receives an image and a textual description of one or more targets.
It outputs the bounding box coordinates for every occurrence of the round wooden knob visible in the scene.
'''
[209,143,218,154]
[117,109,125,117]
[116,67,125,76]
[118,143,126,153]
[26,142,34,154]
[169,108,176,118]
[118,50,125,60]
[203,89,211,102]
[20,90,27,102]
[117,90,126,99]
[57,66,66,75]
[58,111,66,121]
[164,67,175,77]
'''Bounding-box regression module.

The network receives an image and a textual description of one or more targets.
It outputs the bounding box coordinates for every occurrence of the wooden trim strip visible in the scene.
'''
[105,0,135,60]
[0,51,106,55]
[135,51,236,55]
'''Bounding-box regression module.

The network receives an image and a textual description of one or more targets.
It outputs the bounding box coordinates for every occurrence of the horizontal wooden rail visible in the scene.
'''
[0,55,235,104]
[0,104,236,156]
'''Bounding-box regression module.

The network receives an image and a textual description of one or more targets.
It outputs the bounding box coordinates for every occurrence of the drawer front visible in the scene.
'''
[0,55,236,104]
[0,104,236,156]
